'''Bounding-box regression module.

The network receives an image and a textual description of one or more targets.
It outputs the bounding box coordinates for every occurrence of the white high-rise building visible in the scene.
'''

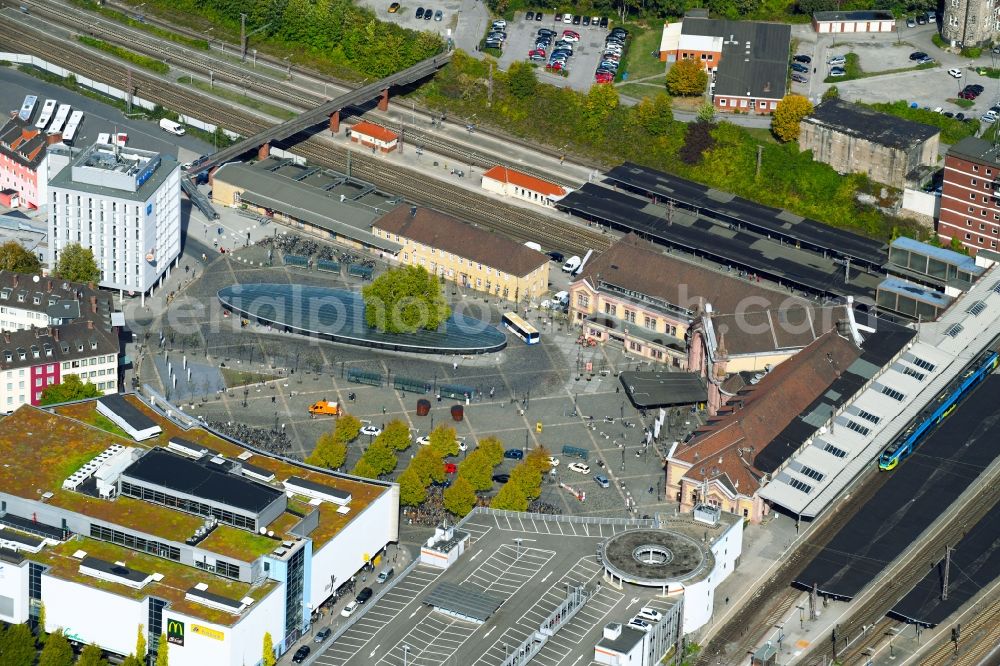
[47,142,181,297]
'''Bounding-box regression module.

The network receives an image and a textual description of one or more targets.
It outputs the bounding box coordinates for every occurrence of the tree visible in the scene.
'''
[679,121,716,165]
[582,82,620,140]
[507,61,537,99]
[155,633,169,666]
[39,374,103,406]
[490,480,528,511]
[428,425,459,458]
[443,476,477,517]
[38,630,73,666]
[378,420,413,451]
[411,446,446,485]
[398,468,427,506]
[262,632,276,666]
[771,94,814,142]
[134,625,146,663]
[37,601,47,643]
[666,58,708,96]
[477,436,504,467]
[77,644,109,666]
[306,431,347,470]
[121,657,142,666]
[363,265,451,334]
[458,450,493,492]
[334,413,362,444]
[636,93,673,136]
[821,85,840,102]
[510,462,542,501]
[696,102,716,123]
[351,457,380,479]
[0,623,36,666]
[54,243,101,284]
[0,241,41,274]
[361,440,398,476]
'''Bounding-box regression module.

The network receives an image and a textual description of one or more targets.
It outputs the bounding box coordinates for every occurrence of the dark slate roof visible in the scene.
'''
[81,556,151,583]
[682,17,790,99]
[99,394,156,431]
[285,475,350,502]
[620,371,708,408]
[0,116,51,170]
[597,625,647,653]
[806,100,939,150]
[813,10,894,21]
[186,586,245,612]
[375,205,548,278]
[948,136,1000,166]
[123,448,283,513]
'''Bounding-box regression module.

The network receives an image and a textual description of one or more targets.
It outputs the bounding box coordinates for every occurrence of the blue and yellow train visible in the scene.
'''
[878,349,999,471]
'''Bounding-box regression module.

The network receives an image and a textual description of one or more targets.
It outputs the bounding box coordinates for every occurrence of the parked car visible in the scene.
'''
[504,448,524,459]
[948,67,963,78]
[341,600,359,617]
[444,462,457,474]
[388,2,400,12]
[956,112,967,121]
[582,15,590,25]
[595,72,613,83]
[592,15,601,25]
[376,567,394,583]
[827,55,846,66]
[360,425,382,437]
[568,462,591,474]
[967,84,985,94]
[610,26,628,37]
[546,61,565,71]
[546,250,564,263]
[917,57,934,65]
[356,587,373,604]
[599,16,609,27]
[315,627,333,643]
[916,13,927,24]
[793,54,812,63]
[434,9,443,20]
[292,646,311,663]
[572,14,581,24]
[424,10,432,20]
[829,67,846,77]
[529,49,546,58]
[492,473,510,483]
[547,456,560,467]
[536,12,543,20]
[562,29,580,40]
[637,607,663,622]
[594,474,610,488]
[415,6,424,17]
[537,28,556,36]
[627,618,651,632]
[492,19,507,28]
[526,11,534,19]
[791,63,808,73]
[563,12,572,22]
[909,51,928,60]
[906,16,916,27]
[791,73,808,83]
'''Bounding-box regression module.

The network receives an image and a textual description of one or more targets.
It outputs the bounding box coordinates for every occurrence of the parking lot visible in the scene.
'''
[494,12,617,92]
[313,513,675,666]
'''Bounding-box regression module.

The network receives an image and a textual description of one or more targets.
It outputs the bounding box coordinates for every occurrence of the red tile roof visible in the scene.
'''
[483,165,567,198]
[350,121,398,143]
[672,330,861,495]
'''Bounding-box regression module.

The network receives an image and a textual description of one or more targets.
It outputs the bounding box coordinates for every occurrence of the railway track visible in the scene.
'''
[696,467,891,665]
[921,596,1000,666]
[19,0,599,187]
[797,458,1000,665]
[0,20,608,255]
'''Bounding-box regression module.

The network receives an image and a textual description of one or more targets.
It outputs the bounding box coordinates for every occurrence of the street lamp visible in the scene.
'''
[402,644,411,666]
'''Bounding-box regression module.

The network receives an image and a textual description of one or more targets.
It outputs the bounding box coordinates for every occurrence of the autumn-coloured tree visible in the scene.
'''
[666,58,708,96]
[771,94,814,142]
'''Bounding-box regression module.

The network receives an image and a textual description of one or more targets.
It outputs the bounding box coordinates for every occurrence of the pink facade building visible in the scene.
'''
[0,116,59,210]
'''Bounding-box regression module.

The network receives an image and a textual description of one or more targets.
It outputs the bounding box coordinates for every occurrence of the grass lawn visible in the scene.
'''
[618,25,666,82]
[615,82,664,100]
[221,368,280,388]
[948,97,975,109]
[177,76,295,120]
[744,126,779,144]
[89,412,131,439]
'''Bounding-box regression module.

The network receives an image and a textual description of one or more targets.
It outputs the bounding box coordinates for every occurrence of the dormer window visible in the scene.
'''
[61,344,69,353]
[18,351,25,360]
[3,352,11,362]
[0,289,9,300]
[31,347,39,359]
[44,347,52,357]
[33,296,40,305]
[76,344,84,352]
[90,341,98,350]
[16,294,24,303]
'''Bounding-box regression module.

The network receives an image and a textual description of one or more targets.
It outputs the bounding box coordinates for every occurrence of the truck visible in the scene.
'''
[308,400,339,417]
[159,118,186,136]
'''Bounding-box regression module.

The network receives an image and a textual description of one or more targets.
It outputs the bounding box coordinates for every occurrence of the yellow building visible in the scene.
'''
[373,205,549,302]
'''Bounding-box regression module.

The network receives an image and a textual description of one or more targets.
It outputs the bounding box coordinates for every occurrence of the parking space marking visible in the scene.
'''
[375,613,479,666]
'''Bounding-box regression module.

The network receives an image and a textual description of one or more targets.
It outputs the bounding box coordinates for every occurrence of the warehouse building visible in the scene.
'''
[799,100,939,189]
[811,10,895,33]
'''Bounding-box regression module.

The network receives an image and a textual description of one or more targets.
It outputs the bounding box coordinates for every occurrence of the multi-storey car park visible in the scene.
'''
[0,393,398,665]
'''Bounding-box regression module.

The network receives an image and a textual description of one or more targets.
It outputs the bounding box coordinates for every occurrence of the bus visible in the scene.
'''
[35,99,57,130]
[502,312,540,345]
[18,95,37,122]
[62,110,84,143]
[48,104,72,135]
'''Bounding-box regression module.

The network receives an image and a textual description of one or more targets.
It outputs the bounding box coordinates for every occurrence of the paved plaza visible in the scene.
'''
[128,239,702,517]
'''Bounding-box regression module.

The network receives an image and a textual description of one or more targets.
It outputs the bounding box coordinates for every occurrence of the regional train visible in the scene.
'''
[878,349,999,471]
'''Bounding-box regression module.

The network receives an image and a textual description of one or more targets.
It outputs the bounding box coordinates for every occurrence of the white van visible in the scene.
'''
[553,290,569,306]
[159,118,186,136]
[562,256,581,273]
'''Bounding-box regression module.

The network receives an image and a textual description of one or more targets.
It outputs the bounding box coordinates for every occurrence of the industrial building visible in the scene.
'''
[0,394,398,666]
[799,100,940,189]
[811,10,895,33]
[938,136,1000,256]
[47,142,181,298]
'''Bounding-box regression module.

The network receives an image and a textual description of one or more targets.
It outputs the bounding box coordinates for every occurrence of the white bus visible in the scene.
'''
[48,104,72,134]
[35,99,57,130]
[502,312,540,345]
[18,95,37,122]
[62,111,84,142]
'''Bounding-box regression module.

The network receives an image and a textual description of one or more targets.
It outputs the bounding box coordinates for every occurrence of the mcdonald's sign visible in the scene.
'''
[167,619,185,646]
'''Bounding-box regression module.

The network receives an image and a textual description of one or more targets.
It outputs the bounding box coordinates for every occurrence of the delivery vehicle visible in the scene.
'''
[159,118,186,135]
[308,400,339,417]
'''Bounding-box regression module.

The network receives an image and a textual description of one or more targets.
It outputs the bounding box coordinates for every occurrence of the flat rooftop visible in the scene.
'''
[793,375,1000,599]
[0,397,389,562]
[619,371,707,408]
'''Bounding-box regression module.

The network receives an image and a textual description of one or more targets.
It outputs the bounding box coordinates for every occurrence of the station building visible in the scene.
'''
[47,143,182,297]
[481,166,569,208]
[372,205,550,302]
[0,394,398,665]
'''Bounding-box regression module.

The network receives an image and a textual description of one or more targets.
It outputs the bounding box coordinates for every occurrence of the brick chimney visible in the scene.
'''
[46,279,52,292]
[90,295,97,313]
[53,328,59,342]
[2,332,9,344]
[86,320,94,330]
[12,275,18,287]
[45,132,62,146]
